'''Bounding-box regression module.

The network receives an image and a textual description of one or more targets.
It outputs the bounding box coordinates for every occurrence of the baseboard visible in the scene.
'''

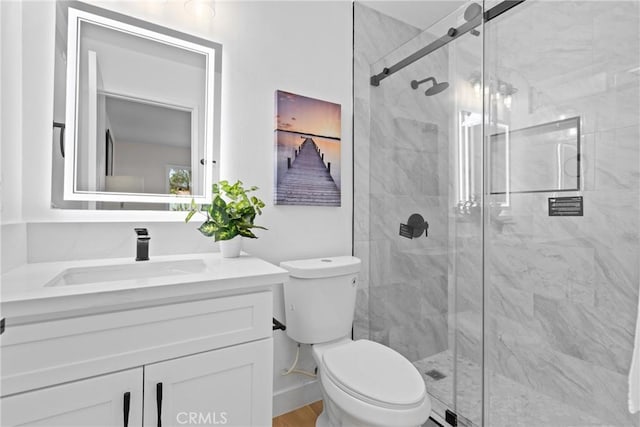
[272,379,322,418]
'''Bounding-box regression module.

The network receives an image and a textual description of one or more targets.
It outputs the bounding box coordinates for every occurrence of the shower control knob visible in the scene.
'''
[400,213,430,239]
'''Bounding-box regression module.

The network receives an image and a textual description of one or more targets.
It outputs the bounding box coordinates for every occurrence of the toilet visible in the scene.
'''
[280,256,431,427]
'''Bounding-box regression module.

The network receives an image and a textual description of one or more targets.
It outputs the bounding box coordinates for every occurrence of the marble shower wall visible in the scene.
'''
[353,3,422,341]
[353,2,452,363]
[482,1,640,425]
[355,2,639,426]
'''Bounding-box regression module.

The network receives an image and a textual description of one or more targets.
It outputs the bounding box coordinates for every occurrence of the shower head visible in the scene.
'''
[464,3,482,36]
[410,77,450,96]
[426,81,450,96]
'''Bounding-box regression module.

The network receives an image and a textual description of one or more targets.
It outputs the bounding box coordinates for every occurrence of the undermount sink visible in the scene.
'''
[46,259,207,287]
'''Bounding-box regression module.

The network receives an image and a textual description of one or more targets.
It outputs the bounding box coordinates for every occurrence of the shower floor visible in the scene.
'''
[414,350,614,427]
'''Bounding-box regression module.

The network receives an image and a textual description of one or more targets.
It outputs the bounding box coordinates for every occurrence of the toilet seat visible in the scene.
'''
[321,340,426,409]
[315,339,431,427]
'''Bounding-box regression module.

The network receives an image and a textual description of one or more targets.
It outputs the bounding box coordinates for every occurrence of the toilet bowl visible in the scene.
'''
[280,256,431,427]
[313,339,431,427]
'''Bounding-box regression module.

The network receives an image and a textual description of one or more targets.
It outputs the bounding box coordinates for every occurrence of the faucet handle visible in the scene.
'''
[134,228,149,237]
[135,228,150,261]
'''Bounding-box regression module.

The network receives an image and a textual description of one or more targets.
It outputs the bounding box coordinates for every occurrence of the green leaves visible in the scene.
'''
[198,221,218,237]
[184,209,196,223]
[185,180,267,242]
[185,198,199,223]
[238,228,257,239]
[208,196,229,224]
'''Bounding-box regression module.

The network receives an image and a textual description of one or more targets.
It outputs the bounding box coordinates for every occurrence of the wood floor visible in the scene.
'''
[272,400,323,427]
[272,401,445,427]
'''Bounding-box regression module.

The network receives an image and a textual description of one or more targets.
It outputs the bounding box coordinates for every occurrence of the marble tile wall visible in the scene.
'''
[353,2,422,341]
[353,3,453,363]
[480,1,640,425]
[355,2,639,426]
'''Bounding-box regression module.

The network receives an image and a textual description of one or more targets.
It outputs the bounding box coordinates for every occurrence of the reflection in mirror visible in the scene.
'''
[100,96,193,197]
[457,111,508,210]
[51,2,221,211]
[489,116,581,194]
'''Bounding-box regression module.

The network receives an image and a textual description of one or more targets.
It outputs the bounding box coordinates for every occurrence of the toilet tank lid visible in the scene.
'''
[280,256,361,279]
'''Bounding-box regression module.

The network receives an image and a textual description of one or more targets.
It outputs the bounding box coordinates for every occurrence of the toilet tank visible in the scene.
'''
[280,256,361,344]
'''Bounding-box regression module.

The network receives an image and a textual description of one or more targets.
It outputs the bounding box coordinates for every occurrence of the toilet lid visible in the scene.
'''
[322,340,426,408]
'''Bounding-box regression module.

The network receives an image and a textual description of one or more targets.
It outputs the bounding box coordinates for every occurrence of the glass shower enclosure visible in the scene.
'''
[354,1,640,426]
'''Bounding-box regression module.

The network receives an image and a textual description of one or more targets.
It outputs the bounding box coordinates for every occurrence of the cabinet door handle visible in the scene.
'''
[123,392,131,427]
[156,382,163,427]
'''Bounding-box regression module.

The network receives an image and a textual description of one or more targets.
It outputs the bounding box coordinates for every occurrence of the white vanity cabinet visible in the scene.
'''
[1,293,273,427]
[144,339,272,427]
[1,254,288,427]
[1,368,143,427]
[2,340,272,427]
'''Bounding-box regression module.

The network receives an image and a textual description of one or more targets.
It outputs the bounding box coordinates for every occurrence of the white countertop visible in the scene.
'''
[1,253,289,323]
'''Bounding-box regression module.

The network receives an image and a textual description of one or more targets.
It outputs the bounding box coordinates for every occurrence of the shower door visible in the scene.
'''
[483,1,640,426]
[355,0,639,425]
[355,2,485,425]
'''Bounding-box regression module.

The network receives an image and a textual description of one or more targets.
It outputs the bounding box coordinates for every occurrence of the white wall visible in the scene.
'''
[0,1,27,274]
[2,0,353,416]
[1,1,24,225]
[113,141,190,194]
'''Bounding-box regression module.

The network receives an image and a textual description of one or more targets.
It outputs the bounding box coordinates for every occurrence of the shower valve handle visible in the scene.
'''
[399,213,429,239]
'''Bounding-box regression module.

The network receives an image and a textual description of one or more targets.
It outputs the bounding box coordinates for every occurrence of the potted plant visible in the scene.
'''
[185,180,267,258]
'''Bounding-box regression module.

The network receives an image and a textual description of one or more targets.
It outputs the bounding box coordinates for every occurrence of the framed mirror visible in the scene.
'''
[52,2,221,210]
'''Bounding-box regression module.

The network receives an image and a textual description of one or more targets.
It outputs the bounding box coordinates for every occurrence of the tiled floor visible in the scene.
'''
[414,350,612,427]
[271,356,615,427]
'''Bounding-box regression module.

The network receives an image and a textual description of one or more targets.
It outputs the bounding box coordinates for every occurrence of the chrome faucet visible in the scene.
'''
[134,228,150,261]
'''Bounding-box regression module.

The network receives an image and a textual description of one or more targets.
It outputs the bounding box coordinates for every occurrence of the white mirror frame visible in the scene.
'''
[63,6,217,204]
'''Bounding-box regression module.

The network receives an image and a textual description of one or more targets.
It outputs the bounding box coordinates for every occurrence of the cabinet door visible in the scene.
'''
[1,367,143,427]
[143,338,273,427]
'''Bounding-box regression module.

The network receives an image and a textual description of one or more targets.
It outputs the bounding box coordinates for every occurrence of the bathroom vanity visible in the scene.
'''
[0,253,288,427]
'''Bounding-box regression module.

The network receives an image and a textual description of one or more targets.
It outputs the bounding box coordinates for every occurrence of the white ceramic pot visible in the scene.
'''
[219,235,242,258]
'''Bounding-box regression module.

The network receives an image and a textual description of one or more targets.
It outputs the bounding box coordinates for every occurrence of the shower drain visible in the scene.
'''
[425,369,446,381]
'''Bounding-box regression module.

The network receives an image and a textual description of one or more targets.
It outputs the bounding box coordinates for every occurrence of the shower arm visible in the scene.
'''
[370,0,526,87]
[413,77,436,87]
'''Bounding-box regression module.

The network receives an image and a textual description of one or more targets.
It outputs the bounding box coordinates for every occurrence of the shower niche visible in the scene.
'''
[458,113,581,211]
[488,116,581,195]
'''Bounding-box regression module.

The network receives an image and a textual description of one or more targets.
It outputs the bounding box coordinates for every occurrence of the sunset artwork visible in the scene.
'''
[274,91,341,206]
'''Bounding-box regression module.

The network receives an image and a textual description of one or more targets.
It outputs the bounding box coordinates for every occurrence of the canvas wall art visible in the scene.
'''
[274,90,341,206]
